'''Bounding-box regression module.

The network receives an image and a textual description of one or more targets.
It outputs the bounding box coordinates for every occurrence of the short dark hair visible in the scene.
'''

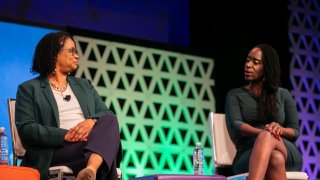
[31,31,74,77]
[255,44,281,122]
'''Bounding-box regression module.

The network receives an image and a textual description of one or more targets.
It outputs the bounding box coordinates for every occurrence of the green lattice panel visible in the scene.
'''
[73,35,215,179]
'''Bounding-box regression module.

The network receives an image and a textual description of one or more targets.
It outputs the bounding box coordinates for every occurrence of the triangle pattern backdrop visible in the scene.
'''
[289,0,320,179]
[73,35,215,180]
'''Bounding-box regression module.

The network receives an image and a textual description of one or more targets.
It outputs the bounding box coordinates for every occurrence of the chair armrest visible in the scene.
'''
[49,166,73,174]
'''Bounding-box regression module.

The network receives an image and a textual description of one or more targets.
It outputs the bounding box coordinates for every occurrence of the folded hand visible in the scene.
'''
[64,119,96,142]
[265,122,283,141]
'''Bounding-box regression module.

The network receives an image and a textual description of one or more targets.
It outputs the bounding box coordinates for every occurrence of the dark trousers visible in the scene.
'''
[50,112,122,180]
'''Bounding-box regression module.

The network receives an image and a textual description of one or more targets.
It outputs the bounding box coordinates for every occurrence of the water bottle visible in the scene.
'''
[193,142,204,175]
[0,127,9,165]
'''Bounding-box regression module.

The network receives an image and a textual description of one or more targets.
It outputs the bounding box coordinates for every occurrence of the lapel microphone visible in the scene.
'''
[63,95,71,102]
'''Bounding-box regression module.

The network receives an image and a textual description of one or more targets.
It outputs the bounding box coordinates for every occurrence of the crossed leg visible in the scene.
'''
[247,130,287,180]
[77,153,103,180]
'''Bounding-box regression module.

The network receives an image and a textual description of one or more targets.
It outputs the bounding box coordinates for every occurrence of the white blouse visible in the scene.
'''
[52,85,85,130]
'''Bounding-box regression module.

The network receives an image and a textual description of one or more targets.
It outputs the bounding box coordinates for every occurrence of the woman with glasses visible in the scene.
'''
[15,31,122,180]
[225,44,302,180]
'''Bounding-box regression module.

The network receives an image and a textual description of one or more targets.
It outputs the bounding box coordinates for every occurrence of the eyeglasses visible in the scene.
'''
[246,56,262,65]
[61,47,78,56]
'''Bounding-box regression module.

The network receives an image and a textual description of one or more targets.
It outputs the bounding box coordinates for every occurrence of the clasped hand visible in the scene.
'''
[265,122,283,141]
[64,119,95,142]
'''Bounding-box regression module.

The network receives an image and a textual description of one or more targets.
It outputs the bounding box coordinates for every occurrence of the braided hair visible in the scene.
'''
[256,44,281,122]
[31,31,73,77]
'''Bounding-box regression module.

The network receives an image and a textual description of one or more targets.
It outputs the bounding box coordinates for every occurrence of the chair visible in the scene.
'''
[209,112,309,180]
[7,98,75,180]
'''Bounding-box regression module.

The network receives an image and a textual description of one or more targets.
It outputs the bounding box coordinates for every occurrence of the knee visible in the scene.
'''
[256,130,274,142]
[99,111,119,127]
[269,150,285,169]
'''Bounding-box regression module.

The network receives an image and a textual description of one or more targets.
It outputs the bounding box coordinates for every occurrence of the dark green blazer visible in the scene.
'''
[15,76,109,180]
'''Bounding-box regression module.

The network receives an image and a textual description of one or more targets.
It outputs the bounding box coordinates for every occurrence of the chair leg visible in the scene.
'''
[58,170,62,180]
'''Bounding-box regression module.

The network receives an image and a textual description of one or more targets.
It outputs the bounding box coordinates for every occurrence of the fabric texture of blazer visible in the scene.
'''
[15,76,110,180]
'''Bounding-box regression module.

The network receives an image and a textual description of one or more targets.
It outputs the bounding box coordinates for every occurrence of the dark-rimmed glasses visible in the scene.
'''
[62,47,78,56]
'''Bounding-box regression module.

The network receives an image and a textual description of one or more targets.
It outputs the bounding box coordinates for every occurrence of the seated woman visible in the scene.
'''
[15,31,122,180]
[225,44,302,180]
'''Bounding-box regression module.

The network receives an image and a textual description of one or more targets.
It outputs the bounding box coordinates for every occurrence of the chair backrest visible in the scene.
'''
[209,112,236,167]
[7,98,26,165]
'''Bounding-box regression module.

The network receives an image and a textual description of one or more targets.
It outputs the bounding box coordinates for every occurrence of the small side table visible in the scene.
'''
[130,174,227,180]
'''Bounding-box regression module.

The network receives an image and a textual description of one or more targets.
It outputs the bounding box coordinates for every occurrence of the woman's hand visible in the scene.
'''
[265,122,283,140]
[64,119,96,142]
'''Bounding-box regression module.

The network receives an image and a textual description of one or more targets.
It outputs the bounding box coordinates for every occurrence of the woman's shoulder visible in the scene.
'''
[227,87,247,95]
[19,76,42,87]
[277,87,291,95]
[277,87,293,98]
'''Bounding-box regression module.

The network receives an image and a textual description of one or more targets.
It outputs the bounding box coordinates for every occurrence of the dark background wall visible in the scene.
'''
[189,0,290,112]
[0,0,290,113]
[0,0,190,46]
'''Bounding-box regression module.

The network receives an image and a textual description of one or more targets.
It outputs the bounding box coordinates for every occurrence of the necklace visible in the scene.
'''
[49,82,71,102]
[50,82,68,91]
